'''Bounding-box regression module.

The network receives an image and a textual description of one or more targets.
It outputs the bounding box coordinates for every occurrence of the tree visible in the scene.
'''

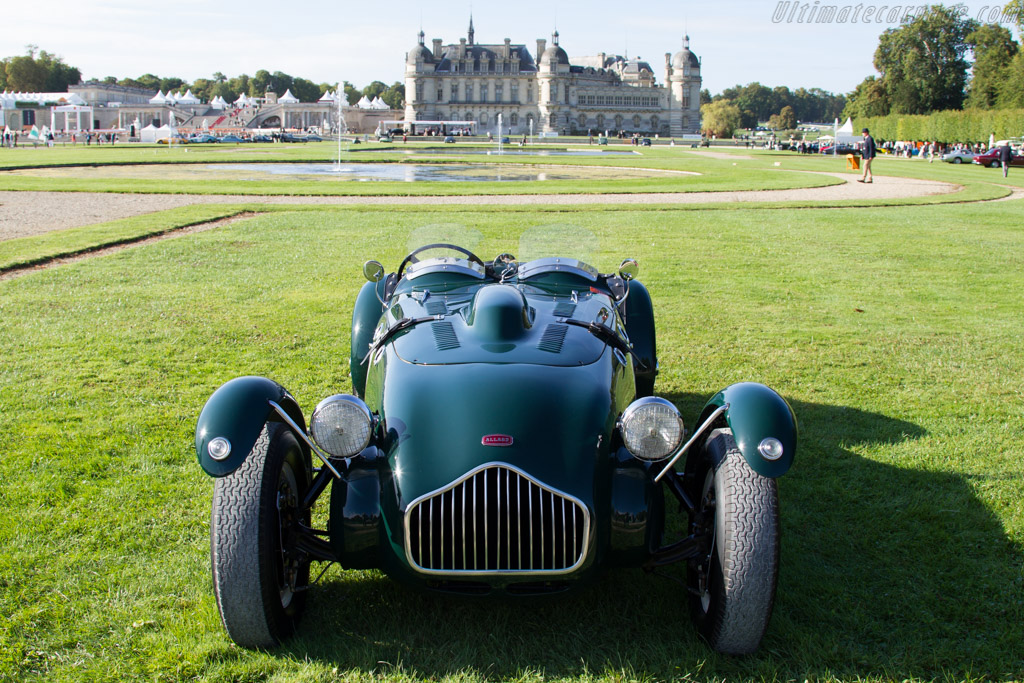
[873,6,978,114]
[362,80,388,100]
[251,70,272,96]
[966,24,1019,108]
[844,76,890,119]
[290,77,320,102]
[699,88,712,105]
[4,54,48,91]
[777,105,796,129]
[0,46,79,92]
[343,81,360,105]
[998,51,1024,106]
[700,100,742,137]
[381,82,405,109]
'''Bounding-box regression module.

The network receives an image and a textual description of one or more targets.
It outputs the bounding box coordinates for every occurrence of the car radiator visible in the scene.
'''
[405,463,589,575]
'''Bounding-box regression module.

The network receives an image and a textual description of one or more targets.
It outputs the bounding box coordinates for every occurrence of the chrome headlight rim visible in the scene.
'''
[618,396,685,461]
[309,394,373,458]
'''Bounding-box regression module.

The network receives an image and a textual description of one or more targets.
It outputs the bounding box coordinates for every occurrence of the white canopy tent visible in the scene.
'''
[278,89,299,103]
[51,104,95,132]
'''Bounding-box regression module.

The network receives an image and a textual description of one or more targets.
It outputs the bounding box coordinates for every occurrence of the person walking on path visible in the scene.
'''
[998,142,1013,178]
[859,128,876,183]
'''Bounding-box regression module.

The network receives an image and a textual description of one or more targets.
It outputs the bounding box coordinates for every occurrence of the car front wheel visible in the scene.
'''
[991,160,1001,168]
[953,157,962,164]
[211,422,311,648]
[688,428,779,655]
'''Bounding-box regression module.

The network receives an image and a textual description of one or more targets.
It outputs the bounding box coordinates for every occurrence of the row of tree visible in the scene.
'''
[0,45,405,108]
[0,45,81,93]
[844,2,1024,118]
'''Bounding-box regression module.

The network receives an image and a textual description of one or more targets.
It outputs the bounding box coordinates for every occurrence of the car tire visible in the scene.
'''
[991,160,1000,168]
[687,428,779,655]
[211,422,311,648]
[953,157,962,164]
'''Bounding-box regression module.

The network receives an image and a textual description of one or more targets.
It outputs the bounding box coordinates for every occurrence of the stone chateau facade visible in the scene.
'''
[404,19,702,137]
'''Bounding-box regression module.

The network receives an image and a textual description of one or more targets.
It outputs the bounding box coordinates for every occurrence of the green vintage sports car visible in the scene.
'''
[194,244,797,655]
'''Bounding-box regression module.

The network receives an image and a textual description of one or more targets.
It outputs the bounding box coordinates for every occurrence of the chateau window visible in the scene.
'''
[480,113,488,125]
[511,83,519,102]
[632,114,641,127]
[527,86,533,102]
[577,114,586,127]
[415,83,424,101]
[495,84,503,101]
[511,112,518,126]
[437,87,443,102]
[482,84,489,101]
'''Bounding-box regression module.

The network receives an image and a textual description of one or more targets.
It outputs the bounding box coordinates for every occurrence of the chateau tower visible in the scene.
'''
[666,35,702,136]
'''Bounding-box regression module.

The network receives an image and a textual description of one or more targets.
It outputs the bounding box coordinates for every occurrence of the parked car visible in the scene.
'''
[972,147,1024,168]
[444,135,456,143]
[218,134,245,143]
[941,149,976,164]
[195,244,798,655]
[640,137,652,147]
[188,134,219,143]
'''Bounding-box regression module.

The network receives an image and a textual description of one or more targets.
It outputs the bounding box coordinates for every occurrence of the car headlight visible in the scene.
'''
[619,396,684,461]
[309,395,373,458]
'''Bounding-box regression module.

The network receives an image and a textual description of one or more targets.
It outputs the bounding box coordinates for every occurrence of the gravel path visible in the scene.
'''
[0,172,970,242]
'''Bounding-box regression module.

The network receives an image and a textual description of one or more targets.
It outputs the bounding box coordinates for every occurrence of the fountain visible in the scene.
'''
[529,118,534,146]
[333,90,348,172]
[495,113,504,155]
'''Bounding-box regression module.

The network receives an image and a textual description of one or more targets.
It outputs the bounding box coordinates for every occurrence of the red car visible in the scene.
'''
[972,148,1024,168]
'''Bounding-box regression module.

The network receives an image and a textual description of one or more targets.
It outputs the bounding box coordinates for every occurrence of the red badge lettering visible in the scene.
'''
[482,434,514,447]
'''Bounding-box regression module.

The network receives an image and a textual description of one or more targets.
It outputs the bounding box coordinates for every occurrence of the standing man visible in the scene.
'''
[997,141,1013,178]
[859,127,876,183]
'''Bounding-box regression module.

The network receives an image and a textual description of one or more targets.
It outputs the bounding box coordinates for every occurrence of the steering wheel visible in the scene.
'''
[396,243,486,280]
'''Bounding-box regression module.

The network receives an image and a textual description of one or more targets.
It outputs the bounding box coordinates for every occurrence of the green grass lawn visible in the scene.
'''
[0,201,1022,682]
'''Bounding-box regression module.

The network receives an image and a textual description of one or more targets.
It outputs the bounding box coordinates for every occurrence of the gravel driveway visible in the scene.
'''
[0,172,963,242]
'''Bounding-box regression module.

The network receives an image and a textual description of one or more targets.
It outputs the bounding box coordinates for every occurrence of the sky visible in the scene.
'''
[1,0,1020,97]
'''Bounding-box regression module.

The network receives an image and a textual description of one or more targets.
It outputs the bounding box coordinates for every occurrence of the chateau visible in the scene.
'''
[404,19,702,137]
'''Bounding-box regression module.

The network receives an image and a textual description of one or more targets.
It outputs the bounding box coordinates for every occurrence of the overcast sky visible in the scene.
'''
[1,0,1019,96]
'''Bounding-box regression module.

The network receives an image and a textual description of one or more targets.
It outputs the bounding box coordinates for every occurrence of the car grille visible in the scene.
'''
[405,463,590,575]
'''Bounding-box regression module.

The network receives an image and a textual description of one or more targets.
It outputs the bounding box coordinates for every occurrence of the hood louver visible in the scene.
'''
[432,322,460,351]
[537,324,568,354]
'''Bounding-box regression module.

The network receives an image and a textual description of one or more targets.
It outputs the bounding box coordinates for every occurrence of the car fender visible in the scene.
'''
[351,280,387,398]
[620,279,658,396]
[195,375,309,477]
[698,382,797,478]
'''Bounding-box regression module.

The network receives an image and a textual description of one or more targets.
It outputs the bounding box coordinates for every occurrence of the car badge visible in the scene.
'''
[482,434,514,447]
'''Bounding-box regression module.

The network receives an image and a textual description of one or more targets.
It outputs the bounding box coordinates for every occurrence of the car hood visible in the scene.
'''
[388,284,612,367]
[373,351,624,507]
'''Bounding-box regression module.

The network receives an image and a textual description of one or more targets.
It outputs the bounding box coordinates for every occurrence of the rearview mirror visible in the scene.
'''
[363,260,385,283]
[618,258,639,281]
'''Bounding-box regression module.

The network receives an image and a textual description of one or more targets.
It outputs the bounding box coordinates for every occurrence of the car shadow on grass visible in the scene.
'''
[285,393,1023,681]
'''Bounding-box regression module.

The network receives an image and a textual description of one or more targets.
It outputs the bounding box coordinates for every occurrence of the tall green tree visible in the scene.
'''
[700,100,742,137]
[290,77,320,102]
[1,46,79,92]
[873,5,978,114]
[966,24,1018,108]
[844,76,890,119]
[998,51,1024,106]
[381,82,406,109]
[362,81,388,100]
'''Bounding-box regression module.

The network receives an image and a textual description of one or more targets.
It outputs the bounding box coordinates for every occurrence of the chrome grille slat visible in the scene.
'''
[405,463,589,576]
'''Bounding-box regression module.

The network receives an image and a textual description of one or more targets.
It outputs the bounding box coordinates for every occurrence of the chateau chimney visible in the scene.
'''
[536,39,546,60]
[433,39,443,59]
